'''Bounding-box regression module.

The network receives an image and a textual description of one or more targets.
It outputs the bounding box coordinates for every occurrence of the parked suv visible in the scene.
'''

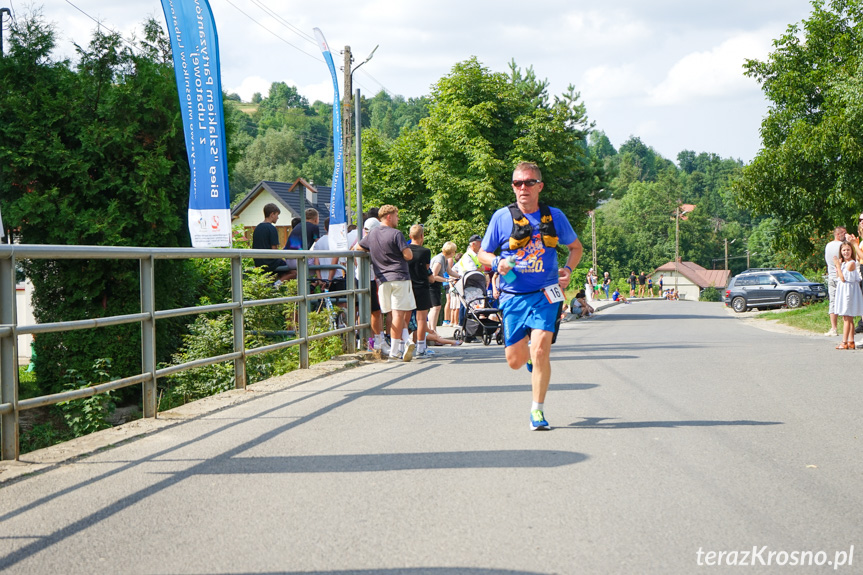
[724,268,827,313]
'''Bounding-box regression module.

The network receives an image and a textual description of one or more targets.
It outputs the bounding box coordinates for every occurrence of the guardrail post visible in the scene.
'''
[140,256,157,418]
[346,257,357,353]
[358,254,371,348]
[231,255,246,389]
[298,256,309,369]
[0,253,19,460]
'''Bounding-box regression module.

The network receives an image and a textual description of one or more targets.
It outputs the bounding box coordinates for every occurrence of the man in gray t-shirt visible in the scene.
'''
[354,204,416,362]
[358,226,410,283]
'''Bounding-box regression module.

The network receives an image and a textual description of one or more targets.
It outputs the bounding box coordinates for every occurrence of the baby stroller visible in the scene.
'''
[451,269,504,345]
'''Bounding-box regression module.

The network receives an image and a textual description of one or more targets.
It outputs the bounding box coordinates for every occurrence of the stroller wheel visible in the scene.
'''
[483,332,492,346]
[453,329,462,342]
[496,330,504,345]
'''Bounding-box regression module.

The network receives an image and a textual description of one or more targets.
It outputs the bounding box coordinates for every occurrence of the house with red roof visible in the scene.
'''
[652,260,730,301]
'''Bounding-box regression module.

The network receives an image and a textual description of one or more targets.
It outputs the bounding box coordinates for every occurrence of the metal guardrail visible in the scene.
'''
[0,244,373,461]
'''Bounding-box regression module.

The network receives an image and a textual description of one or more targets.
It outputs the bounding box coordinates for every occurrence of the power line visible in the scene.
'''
[220,0,322,63]
[356,68,391,96]
[63,0,141,55]
[245,0,316,45]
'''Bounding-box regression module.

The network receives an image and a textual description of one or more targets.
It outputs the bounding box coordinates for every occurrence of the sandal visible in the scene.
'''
[849,342,857,350]
[836,342,850,350]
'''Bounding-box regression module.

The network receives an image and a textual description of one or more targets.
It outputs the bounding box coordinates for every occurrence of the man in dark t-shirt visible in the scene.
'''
[285,208,320,250]
[252,203,293,283]
[407,224,433,357]
[637,271,647,297]
[629,271,637,297]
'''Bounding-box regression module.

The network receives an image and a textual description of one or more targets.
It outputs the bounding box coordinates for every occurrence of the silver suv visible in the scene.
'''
[724,268,827,313]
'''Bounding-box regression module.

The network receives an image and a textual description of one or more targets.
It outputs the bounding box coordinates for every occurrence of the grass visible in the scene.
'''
[755,300,830,333]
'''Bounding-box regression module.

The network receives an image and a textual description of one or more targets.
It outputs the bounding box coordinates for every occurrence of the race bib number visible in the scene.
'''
[543,283,564,304]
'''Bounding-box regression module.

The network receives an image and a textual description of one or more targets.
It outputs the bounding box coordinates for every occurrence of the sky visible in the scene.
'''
[8,0,816,163]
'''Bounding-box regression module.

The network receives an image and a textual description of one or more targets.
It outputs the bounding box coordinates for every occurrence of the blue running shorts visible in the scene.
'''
[500,290,560,347]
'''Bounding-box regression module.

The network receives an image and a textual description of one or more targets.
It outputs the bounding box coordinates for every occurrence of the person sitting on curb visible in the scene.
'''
[570,289,595,318]
[612,288,631,304]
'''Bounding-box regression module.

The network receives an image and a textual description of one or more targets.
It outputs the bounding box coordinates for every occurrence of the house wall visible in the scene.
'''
[650,272,700,300]
[16,279,34,362]
[234,191,299,229]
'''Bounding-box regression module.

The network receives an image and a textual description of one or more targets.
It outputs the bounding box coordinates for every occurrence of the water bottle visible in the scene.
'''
[503,256,517,283]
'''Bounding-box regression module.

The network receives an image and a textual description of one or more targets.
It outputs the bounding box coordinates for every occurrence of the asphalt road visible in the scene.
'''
[1,300,861,574]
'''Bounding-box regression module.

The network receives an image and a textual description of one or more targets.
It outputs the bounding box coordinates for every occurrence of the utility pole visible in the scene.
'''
[342,46,353,226]
[675,202,680,295]
[589,211,597,272]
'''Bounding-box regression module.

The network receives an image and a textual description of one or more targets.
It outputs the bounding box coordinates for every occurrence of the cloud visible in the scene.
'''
[228,76,272,102]
[581,64,651,104]
[648,32,771,106]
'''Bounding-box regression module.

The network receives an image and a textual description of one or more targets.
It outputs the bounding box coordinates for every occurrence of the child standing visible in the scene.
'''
[832,241,863,349]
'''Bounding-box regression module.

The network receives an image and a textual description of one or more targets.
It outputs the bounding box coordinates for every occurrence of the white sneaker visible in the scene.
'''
[825,328,838,337]
[402,342,416,362]
[380,341,391,355]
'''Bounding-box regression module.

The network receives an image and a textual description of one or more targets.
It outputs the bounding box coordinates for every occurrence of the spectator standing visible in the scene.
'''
[647,276,655,297]
[454,235,482,276]
[629,271,637,298]
[311,218,356,292]
[353,217,387,353]
[354,205,416,362]
[251,203,293,284]
[407,225,435,357]
[429,241,458,330]
[602,272,611,300]
[825,226,847,337]
[637,271,647,297]
[832,241,863,349]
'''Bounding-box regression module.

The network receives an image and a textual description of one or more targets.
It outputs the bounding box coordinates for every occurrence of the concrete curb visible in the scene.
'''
[0,351,379,485]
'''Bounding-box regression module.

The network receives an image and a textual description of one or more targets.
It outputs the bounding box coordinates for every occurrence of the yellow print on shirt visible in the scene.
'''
[514,233,546,274]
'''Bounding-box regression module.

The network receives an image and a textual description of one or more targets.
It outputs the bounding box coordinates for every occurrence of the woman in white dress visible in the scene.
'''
[832,241,863,349]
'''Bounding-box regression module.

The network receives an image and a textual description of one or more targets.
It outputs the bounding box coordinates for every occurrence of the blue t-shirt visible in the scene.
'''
[481,204,577,297]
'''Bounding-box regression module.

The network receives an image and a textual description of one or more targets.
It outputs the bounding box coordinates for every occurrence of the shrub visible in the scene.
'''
[58,358,116,437]
[700,286,722,302]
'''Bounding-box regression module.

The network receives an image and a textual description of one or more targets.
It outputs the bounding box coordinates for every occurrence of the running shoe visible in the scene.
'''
[530,409,550,430]
[526,359,532,373]
[402,342,416,362]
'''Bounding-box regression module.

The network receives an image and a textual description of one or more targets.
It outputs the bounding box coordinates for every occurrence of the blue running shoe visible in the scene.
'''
[526,359,532,373]
[530,409,549,430]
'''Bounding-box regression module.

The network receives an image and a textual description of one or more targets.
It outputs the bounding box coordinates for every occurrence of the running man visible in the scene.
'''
[478,162,583,430]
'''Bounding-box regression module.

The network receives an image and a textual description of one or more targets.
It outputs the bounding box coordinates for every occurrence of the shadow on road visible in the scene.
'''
[193,569,548,575]
[356,383,598,396]
[565,417,783,429]
[185,449,588,475]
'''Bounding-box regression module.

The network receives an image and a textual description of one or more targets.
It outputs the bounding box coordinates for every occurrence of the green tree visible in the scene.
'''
[735,0,863,260]
[362,57,601,250]
[0,14,195,395]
